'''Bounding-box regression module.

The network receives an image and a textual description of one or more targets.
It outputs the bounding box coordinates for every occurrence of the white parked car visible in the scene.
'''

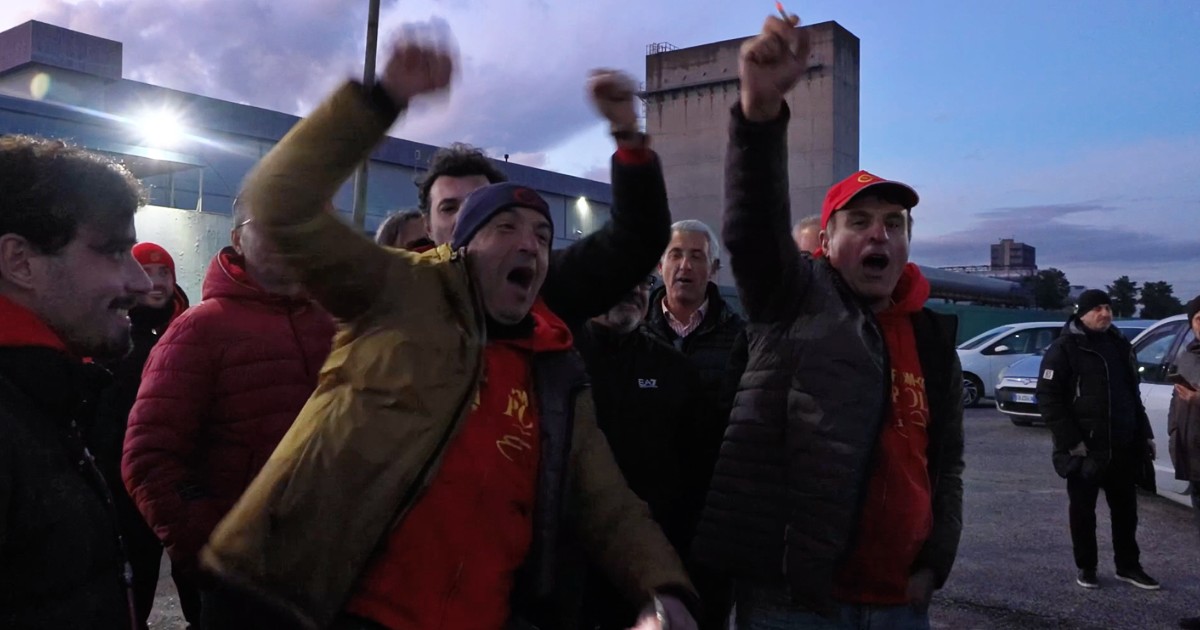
[957,322,1064,407]
[1129,314,1194,506]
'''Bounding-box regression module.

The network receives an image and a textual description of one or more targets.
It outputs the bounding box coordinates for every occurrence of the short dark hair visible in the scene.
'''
[374,208,423,246]
[0,135,145,255]
[415,143,507,214]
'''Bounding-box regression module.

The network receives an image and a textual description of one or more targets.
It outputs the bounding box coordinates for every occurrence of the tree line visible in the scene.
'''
[1022,270,1186,319]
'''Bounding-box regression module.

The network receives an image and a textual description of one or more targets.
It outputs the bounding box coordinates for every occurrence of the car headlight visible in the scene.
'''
[998,377,1038,389]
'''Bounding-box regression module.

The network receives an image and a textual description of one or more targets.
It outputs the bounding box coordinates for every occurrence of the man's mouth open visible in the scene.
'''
[862,253,891,273]
[506,266,535,291]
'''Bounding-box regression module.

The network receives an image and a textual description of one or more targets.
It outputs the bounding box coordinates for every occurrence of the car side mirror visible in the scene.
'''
[991,345,1011,355]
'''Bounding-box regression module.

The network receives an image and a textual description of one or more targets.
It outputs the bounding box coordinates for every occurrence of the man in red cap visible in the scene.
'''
[692,13,964,628]
[89,241,196,628]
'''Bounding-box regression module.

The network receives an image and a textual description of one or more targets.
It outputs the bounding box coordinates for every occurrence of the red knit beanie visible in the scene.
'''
[132,242,175,276]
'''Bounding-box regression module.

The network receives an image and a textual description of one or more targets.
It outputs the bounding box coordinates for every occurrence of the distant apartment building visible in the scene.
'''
[942,239,1038,280]
[992,238,1036,271]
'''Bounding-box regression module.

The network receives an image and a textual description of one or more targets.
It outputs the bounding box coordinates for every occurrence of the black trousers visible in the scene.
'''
[115,488,202,628]
[1067,448,1141,572]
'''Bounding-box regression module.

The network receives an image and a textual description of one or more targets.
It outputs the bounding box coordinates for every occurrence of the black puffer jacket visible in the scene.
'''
[692,103,965,616]
[0,346,132,630]
[1037,318,1152,478]
[1169,340,1200,482]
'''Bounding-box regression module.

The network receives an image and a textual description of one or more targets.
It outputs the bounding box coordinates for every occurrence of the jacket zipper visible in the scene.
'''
[1077,344,1113,454]
[286,308,313,379]
[72,418,139,630]
[382,256,488,532]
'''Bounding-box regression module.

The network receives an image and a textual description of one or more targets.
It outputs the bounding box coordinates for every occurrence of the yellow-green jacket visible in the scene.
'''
[200,82,694,629]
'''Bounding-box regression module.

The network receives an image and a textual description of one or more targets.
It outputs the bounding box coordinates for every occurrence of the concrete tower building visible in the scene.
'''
[643,21,860,279]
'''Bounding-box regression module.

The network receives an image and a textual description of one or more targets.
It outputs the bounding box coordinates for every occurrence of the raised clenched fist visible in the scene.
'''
[739,14,811,122]
[587,69,639,133]
[379,27,456,105]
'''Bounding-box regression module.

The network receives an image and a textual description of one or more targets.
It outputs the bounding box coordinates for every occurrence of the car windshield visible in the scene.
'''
[958,326,1015,351]
[1114,322,1153,339]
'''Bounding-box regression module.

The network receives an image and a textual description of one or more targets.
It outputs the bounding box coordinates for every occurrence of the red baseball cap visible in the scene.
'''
[820,170,919,230]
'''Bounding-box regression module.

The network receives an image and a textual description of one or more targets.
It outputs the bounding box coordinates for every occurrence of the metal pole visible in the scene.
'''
[351,0,381,229]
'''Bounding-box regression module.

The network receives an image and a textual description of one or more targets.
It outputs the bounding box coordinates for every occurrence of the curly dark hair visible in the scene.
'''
[0,135,145,255]
[415,143,507,214]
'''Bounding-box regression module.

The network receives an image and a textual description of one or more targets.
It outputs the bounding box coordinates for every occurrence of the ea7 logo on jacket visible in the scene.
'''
[638,378,658,389]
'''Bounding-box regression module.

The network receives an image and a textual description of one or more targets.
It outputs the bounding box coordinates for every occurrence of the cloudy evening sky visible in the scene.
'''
[2,0,1198,298]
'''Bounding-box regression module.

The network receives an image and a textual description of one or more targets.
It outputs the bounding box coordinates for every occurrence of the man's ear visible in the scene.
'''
[230,226,244,254]
[711,258,722,274]
[819,229,831,254]
[0,234,41,291]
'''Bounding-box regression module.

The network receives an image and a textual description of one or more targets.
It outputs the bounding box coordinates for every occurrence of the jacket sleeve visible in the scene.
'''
[239,81,400,321]
[541,149,672,328]
[122,315,220,570]
[723,102,811,324]
[914,350,965,588]
[568,391,699,613]
[1037,340,1084,450]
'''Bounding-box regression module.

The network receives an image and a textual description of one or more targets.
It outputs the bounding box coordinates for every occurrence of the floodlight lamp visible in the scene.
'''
[136,109,186,147]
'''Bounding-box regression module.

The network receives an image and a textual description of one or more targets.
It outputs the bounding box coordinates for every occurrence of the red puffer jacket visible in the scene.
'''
[122,246,335,575]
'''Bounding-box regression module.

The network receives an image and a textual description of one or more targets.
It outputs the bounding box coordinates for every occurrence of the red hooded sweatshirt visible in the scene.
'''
[347,298,575,630]
[833,263,934,605]
[0,296,69,351]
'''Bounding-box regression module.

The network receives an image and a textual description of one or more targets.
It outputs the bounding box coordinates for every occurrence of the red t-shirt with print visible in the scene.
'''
[346,300,573,629]
[833,264,935,605]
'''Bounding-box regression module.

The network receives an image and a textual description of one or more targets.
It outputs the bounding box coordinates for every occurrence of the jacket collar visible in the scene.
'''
[1063,317,1126,343]
[0,295,69,352]
[649,282,731,337]
[0,346,110,418]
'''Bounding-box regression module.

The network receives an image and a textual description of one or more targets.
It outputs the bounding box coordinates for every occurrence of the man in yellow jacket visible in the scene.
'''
[201,28,696,630]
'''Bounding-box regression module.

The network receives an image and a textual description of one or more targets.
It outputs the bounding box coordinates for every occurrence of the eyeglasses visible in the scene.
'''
[235,218,253,229]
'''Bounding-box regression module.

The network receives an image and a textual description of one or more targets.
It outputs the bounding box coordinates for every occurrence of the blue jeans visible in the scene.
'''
[736,582,930,630]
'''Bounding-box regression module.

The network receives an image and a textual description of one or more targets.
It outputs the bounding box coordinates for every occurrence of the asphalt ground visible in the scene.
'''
[149,405,1200,629]
[929,406,1199,630]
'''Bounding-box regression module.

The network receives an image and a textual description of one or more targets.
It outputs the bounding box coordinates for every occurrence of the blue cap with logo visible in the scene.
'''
[451,182,553,250]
